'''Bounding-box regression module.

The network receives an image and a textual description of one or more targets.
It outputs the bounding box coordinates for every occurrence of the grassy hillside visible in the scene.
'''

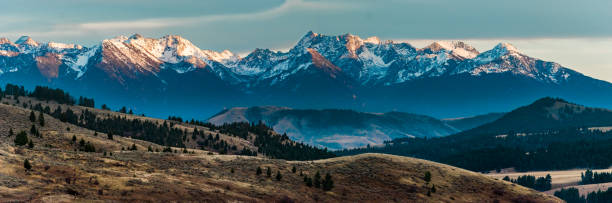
[0,93,562,202]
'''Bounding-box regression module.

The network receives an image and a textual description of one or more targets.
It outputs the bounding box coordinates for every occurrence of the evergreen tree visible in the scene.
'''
[424,171,432,182]
[27,140,34,149]
[24,159,32,171]
[314,171,321,188]
[292,166,297,173]
[72,135,77,143]
[131,143,137,151]
[503,176,511,181]
[306,176,313,187]
[30,124,37,135]
[267,167,272,177]
[119,106,127,113]
[14,131,28,146]
[276,171,282,181]
[231,168,235,173]
[38,111,45,126]
[9,128,13,136]
[431,185,436,193]
[107,133,113,140]
[256,167,262,175]
[148,145,153,152]
[322,172,334,191]
[29,111,36,122]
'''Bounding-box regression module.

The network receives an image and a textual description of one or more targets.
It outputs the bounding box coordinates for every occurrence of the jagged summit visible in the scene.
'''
[424,41,480,59]
[0,31,610,120]
[15,36,38,46]
[0,37,12,44]
[493,42,519,53]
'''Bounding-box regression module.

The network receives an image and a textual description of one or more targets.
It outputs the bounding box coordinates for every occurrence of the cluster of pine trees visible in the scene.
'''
[202,122,335,160]
[502,174,551,191]
[302,171,334,191]
[581,169,612,185]
[78,96,95,108]
[555,187,612,203]
[339,127,612,172]
[4,83,335,161]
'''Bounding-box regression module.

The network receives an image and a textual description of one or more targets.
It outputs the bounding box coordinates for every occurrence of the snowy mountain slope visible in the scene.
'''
[0,32,611,120]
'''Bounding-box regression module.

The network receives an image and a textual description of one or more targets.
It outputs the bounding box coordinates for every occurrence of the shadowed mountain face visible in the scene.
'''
[1,33,612,119]
[460,97,612,136]
[208,106,502,150]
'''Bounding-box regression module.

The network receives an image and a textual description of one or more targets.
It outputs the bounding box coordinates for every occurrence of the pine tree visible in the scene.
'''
[231,168,235,173]
[424,171,432,182]
[431,184,436,193]
[24,159,32,171]
[14,131,28,146]
[28,140,34,149]
[314,171,321,188]
[306,176,313,187]
[267,167,272,177]
[148,145,153,152]
[131,143,137,151]
[72,135,77,143]
[9,128,13,136]
[29,111,36,122]
[292,166,297,173]
[323,172,334,191]
[107,133,113,140]
[38,111,45,126]
[30,124,37,135]
[183,147,188,153]
[256,167,262,175]
[276,171,282,181]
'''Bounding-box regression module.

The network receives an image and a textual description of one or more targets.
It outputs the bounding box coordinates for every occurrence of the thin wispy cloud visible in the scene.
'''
[16,0,358,37]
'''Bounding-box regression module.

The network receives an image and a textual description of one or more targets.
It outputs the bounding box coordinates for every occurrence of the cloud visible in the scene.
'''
[25,0,358,36]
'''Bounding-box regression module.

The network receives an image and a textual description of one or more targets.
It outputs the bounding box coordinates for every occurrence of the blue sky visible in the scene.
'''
[2,0,612,81]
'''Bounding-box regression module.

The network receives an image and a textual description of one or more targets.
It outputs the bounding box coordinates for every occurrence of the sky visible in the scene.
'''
[1,0,612,81]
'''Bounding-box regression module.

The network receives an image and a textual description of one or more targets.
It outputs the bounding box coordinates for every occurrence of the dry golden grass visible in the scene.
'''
[0,97,562,202]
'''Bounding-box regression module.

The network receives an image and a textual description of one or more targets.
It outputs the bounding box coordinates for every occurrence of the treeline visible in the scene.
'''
[168,116,335,160]
[581,169,612,185]
[203,122,335,160]
[2,84,94,108]
[7,84,334,161]
[555,187,612,203]
[338,128,612,172]
[502,174,551,191]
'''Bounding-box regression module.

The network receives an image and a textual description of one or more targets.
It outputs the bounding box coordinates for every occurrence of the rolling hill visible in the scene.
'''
[208,106,461,150]
[339,97,612,172]
[0,90,561,202]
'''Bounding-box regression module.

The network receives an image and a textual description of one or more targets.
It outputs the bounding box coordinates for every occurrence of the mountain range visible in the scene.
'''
[207,106,503,149]
[1,32,611,119]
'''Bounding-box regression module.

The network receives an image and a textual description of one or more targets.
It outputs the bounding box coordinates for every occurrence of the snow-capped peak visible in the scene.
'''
[15,36,39,46]
[47,42,82,50]
[364,36,381,44]
[493,42,519,53]
[0,38,12,44]
[425,41,479,59]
